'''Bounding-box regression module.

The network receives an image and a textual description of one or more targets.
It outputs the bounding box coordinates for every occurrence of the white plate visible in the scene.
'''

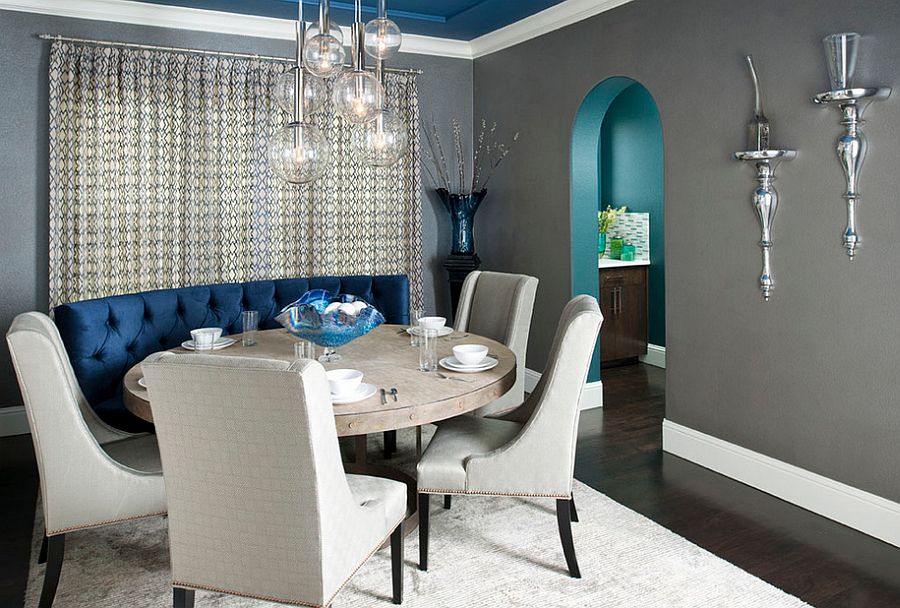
[406,326,453,337]
[137,377,147,388]
[181,337,236,351]
[439,356,498,373]
[331,382,377,404]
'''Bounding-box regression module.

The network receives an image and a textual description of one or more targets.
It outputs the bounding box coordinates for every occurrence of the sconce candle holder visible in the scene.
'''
[813,87,890,259]
[734,149,796,301]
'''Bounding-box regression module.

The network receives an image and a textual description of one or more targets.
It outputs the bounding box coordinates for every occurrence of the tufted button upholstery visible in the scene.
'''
[54,274,409,430]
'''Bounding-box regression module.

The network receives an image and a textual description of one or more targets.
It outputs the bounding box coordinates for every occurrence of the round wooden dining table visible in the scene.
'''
[123,324,516,435]
[123,324,516,536]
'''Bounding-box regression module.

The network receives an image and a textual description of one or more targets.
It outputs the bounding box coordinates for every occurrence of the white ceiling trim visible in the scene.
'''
[1,0,635,60]
[0,0,472,59]
[469,0,635,58]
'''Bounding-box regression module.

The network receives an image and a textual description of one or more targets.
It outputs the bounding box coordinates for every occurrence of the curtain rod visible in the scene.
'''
[38,34,424,75]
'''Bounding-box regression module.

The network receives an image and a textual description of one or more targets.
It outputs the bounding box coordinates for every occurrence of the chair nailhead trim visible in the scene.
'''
[46,510,167,536]
[418,489,570,499]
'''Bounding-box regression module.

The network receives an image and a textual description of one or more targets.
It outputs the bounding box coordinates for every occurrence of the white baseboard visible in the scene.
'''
[640,344,666,368]
[524,368,603,410]
[0,405,30,437]
[663,419,900,548]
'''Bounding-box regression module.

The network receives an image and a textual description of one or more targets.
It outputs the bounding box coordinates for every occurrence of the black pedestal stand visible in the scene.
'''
[443,253,481,321]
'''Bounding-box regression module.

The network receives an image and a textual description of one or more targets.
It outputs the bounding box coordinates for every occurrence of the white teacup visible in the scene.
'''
[418,316,446,331]
[326,369,364,396]
[190,327,222,350]
[452,344,489,366]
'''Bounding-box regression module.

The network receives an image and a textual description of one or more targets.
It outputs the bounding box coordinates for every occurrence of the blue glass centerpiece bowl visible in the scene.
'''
[275,290,385,361]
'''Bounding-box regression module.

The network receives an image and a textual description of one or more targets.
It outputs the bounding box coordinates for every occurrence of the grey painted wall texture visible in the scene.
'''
[0,10,471,409]
[473,0,900,501]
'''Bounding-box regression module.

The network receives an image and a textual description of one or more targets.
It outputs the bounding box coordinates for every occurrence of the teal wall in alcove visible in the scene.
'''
[571,77,664,381]
[600,83,665,346]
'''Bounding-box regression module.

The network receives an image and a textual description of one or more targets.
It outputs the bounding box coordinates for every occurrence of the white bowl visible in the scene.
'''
[418,316,446,331]
[326,369,364,397]
[190,327,222,348]
[452,344,489,367]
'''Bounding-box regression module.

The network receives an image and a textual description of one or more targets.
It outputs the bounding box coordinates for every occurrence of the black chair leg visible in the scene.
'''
[384,430,397,459]
[38,535,48,564]
[38,534,65,608]
[418,493,429,571]
[173,587,195,608]
[570,495,579,522]
[556,499,581,578]
[443,495,452,510]
[390,524,403,604]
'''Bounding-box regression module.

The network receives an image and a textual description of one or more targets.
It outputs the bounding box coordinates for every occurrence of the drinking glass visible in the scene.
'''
[293,339,316,360]
[241,310,259,347]
[823,32,860,91]
[419,327,438,372]
[410,307,425,347]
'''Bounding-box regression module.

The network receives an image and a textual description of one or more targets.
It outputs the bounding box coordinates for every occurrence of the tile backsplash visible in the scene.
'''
[603,212,650,260]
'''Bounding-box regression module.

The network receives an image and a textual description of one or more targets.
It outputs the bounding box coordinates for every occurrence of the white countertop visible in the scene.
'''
[598,258,651,269]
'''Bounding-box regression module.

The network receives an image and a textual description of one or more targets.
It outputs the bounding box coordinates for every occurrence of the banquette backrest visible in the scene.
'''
[53,275,409,421]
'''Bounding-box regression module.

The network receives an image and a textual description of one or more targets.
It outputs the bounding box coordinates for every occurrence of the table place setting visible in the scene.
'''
[440,344,499,373]
[181,328,236,351]
[326,368,378,404]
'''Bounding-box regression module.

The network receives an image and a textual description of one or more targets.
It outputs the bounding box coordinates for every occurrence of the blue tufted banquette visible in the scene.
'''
[54,275,409,431]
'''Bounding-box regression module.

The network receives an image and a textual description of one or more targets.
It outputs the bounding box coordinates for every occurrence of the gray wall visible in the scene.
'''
[474,0,900,501]
[0,9,471,409]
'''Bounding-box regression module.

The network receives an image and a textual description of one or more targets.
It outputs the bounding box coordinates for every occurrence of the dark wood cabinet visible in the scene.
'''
[599,266,648,365]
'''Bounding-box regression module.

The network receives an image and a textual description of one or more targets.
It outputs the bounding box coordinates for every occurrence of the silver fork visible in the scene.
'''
[435,372,474,383]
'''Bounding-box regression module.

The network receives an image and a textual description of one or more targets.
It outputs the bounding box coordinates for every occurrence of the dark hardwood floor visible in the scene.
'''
[2,363,899,606]
[575,364,900,608]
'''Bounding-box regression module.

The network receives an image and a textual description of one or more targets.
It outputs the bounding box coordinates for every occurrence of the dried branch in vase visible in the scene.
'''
[421,117,518,195]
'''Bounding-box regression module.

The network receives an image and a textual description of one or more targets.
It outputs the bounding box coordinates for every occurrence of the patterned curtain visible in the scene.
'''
[48,41,424,309]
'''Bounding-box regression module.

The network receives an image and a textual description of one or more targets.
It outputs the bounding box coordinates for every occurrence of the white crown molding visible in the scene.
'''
[663,419,900,548]
[469,0,635,58]
[525,368,603,410]
[3,0,635,60]
[0,0,472,59]
[0,406,29,437]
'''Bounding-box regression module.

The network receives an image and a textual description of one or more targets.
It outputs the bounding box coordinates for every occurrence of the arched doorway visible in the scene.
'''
[571,77,664,381]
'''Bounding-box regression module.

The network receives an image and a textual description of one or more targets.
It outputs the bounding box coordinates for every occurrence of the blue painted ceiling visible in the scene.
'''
[133,0,568,40]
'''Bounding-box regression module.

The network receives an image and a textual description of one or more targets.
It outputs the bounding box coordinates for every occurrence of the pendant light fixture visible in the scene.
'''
[364,0,402,60]
[351,59,408,167]
[333,0,384,124]
[304,0,345,79]
[268,3,331,184]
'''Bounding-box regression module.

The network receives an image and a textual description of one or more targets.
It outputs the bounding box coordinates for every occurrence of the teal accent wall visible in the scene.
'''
[570,77,637,381]
[600,83,665,346]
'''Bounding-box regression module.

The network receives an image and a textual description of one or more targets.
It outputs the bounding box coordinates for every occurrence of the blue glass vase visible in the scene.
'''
[437,188,487,255]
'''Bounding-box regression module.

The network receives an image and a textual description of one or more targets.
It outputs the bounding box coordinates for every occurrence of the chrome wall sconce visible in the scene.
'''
[735,56,796,302]
[813,33,891,260]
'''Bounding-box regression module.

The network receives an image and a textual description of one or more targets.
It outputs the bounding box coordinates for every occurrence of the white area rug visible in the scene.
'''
[26,429,811,607]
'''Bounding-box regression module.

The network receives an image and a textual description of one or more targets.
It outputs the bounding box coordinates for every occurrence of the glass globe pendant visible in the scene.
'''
[304,33,345,78]
[274,67,327,115]
[333,69,383,124]
[267,8,332,185]
[352,109,407,166]
[268,122,331,184]
[364,18,402,60]
[304,0,345,78]
[305,21,343,46]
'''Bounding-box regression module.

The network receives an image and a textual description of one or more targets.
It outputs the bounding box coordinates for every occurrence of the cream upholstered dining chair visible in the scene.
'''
[417,295,602,578]
[5,312,167,608]
[453,270,538,417]
[142,352,407,608]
